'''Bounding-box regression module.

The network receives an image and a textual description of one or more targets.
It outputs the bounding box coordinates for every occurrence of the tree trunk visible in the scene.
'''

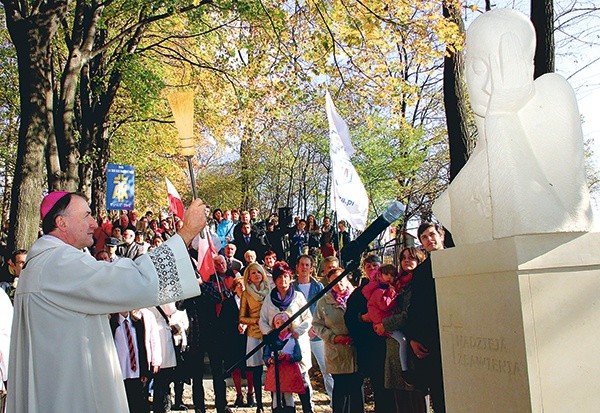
[442,1,472,181]
[531,0,554,79]
[4,5,67,251]
[77,117,94,201]
[91,125,110,215]
[239,128,255,210]
[80,24,144,215]
[1,166,12,225]
[50,0,104,192]
[79,28,108,212]
[49,45,84,192]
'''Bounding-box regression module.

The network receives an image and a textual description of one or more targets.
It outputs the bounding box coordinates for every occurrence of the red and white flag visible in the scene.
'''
[195,229,218,282]
[165,177,185,221]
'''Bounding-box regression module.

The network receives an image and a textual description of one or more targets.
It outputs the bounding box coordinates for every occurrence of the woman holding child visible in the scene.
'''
[373,247,427,413]
[259,261,313,413]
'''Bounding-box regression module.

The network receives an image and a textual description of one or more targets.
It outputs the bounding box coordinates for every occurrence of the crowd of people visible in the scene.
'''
[0,202,448,413]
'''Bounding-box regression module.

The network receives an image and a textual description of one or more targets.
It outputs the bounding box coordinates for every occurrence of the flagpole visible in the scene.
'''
[206,227,217,278]
[186,156,197,200]
[330,173,340,259]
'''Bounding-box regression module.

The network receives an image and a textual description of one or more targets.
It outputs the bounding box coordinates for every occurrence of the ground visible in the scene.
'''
[173,366,376,412]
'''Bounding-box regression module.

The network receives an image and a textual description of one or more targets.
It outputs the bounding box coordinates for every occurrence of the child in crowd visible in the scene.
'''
[263,312,305,412]
[362,264,410,372]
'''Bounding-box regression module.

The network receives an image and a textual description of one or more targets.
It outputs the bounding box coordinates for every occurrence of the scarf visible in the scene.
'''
[270,285,296,310]
[330,285,353,309]
[278,331,297,355]
[246,281,270,302]
[279,329,292,342]
[398,271,413,288]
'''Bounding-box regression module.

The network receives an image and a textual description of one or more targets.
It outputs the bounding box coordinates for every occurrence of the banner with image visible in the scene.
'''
[106,163,135,210]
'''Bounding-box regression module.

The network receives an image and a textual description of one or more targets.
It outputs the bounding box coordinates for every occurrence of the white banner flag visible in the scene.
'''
[326,90,369,230]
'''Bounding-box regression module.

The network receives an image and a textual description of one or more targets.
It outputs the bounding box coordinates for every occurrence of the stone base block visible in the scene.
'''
[432,232,600,413]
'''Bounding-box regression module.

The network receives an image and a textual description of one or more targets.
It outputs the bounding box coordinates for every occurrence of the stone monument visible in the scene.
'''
[431,9,599,412]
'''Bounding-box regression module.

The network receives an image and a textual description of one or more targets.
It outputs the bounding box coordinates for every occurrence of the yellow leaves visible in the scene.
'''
[114,0,463,202]
[433,19,464,51]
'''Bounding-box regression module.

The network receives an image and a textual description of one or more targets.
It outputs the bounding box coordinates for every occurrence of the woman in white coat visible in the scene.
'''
[259,261,313,413]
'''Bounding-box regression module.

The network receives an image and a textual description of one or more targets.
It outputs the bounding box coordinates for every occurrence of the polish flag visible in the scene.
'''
[195,229,218,282]
[165,178,185,221]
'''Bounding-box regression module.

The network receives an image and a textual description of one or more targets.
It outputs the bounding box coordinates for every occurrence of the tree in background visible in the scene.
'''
[442,0,473,181]
[9,0,593,252]
[532,0,554,78]
[0,0,216,251]
[151,0,461,221]
[0,17,19,225]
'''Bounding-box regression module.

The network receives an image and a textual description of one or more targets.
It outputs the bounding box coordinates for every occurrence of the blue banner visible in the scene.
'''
[106,163,135,210]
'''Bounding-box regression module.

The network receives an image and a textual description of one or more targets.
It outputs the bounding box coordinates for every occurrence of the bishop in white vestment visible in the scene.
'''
[7,192,206,413]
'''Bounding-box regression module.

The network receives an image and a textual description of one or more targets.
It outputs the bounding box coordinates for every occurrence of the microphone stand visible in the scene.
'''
[271,336,287,412]
[225,200,405,409]
[226,259,361,369]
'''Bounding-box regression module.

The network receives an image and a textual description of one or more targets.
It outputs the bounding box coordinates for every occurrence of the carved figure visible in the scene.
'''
[434,9,593,245]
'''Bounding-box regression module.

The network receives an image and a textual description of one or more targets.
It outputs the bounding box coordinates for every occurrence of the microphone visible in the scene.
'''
[340,200,405,262]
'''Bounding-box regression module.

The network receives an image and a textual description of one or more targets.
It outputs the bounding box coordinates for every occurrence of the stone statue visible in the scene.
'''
[433,9,593,245]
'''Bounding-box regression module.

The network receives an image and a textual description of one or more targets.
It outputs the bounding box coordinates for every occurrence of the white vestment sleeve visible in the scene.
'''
[19,234,200,315]
[6,234,202,413]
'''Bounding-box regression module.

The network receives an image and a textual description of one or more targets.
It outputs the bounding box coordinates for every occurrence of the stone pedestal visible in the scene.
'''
[432,232,600,413]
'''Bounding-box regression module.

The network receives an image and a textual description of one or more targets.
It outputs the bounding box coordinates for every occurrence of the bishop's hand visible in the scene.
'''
[178,198,208,246]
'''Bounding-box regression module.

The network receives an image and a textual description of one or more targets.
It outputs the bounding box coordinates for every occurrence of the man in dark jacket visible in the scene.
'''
[334,221,351,268]
[344,254,394,412]
[178,255,233,413]
[233,222,265,262]
[404,222,447,413]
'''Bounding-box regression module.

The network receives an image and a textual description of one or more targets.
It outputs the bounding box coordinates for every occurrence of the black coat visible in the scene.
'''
[219,295,247,369]
[404,257,440,353]
[344,284,387,377]
[178,282,222,353]
[234,234,265,262]
[335,231,352,266]
[265,228,286,261]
